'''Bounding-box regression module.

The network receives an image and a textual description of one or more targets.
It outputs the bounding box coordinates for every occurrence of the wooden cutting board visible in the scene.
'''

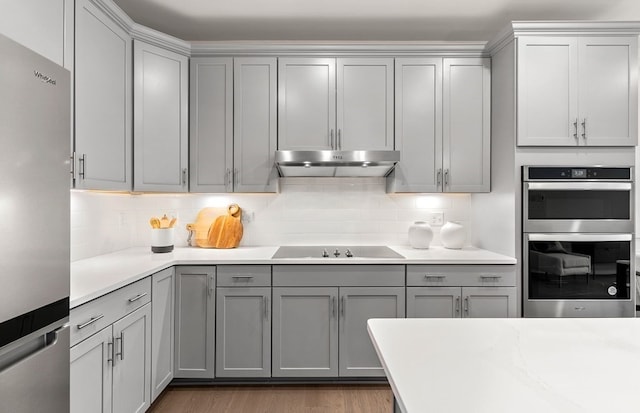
[207,204,243,249]
[186,205,243,248]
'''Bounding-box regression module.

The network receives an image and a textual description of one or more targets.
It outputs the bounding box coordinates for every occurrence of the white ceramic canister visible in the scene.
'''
[440,221,466,249]
[408,221,434,249]
[151,228,175,253]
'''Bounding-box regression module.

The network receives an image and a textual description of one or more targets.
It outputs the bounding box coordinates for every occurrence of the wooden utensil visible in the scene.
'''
[150,217,161,229]
[160,214,170,229]
[207,204,243,249]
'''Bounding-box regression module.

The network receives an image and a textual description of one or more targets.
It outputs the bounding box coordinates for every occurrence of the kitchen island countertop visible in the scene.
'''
[368,318,640,413]
[71,245,516,308]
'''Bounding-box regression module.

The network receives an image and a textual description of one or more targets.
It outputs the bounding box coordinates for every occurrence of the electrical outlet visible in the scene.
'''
[428,212,444,226]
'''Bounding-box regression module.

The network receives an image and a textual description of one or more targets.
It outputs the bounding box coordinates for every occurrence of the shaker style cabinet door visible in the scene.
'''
[577,36,638,146]
[406,287,461,318]
[151,267,175,401]
[112,303,151,413]
[517,37,578,146]
[133,40,188,192]
[216,287,271,378]
[336,58,394,150]
[461,287,517,318]
[272,287,339,377]
[70,326,113,413]
[338,287,405,377]
[443,58,491,193]
[75,0,132,190]
[393,58,442,192]
[174,266,216,379]
[234,57,278,192]
[278,58,336,150]
[190,58,233,192]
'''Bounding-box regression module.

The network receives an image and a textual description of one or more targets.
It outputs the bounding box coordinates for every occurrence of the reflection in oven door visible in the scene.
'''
[524,233,634,317]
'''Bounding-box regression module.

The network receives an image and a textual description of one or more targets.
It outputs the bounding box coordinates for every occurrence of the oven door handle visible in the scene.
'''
[525,182,632,191]
[527,233,632,242]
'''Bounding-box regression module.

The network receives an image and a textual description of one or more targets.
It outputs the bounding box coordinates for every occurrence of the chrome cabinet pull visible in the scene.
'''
[444,169,449,187]
[341,296,345,318]
[226,168,231,187]
[338,129,342,150]
[480,275,502,281]
[332,297,337,318]
[234,168,239,187]
[77,314,104,330]
[424,275,445,281]
[79,154,86,179]
[232,275,254,279]
[455,296,460,314]
[573,119,578,140]
[581,119,587,140]
[115,333,123,360]
[263,296,269,320]
[182,168,188,185]
[206,275,214,297]
[464,297,469,316]
[107,340,114,365]
[70,153,75,178]
[437,169,442,188]
[330,129,335,149]
[128,292,148,303]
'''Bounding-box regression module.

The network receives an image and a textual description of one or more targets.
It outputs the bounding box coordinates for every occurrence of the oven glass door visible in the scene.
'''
[526,234,632,300]
[524,182,632,232]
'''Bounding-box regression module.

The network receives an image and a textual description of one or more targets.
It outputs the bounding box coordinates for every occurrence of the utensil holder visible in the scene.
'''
[151,228,174,253]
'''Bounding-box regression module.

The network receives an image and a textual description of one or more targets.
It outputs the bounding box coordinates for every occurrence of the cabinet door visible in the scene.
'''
[190,58,233,192]
[234,57,278,192]
[216,287,271,377]
[337,58,394,150]
[278,58,336,150]
[272,287,338,377]
[70,326,112,413]
[578,37,638,146]
[517,37,578,146]
[75,0,131,190]
[462,287,517,318]
[443,58,490,192]
[393,58,442,192]
[133,40,188,192]
[174,266,215,378]
[112,303,151,413]
[406,287,461,318]
[151,267,174,401]
[339,287,405,377]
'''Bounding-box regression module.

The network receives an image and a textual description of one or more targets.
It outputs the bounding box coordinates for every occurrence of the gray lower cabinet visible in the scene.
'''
[272,287,339,377]
[151,268,175,401]
[174,266,216,379]
[70,303,151,413]
[406,265,517,318]
[339,287,405,377]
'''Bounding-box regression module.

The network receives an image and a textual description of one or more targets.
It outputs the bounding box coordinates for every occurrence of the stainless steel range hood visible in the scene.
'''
[275,150,400,177]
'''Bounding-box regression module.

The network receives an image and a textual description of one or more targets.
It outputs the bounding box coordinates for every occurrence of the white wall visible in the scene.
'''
[71,177,472,261]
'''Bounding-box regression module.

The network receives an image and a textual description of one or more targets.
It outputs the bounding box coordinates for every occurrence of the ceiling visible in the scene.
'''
[112,0,640,42]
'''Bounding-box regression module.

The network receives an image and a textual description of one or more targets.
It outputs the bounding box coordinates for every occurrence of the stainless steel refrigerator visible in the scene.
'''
[0,34,70,412]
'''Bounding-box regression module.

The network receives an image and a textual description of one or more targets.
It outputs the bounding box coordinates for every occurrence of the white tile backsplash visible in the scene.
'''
[70,178,472,261]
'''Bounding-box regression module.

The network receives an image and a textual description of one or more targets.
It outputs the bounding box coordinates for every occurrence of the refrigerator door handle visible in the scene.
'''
[0,325,67,374]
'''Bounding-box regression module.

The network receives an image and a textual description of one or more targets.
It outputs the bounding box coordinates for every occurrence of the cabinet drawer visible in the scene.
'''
[217,265,271,287]
[273,265,404,287]
[407,265,516,287]
[70,277,151,346]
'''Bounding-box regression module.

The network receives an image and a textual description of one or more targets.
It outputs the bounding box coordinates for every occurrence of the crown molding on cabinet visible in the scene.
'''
[486,20,640,55]
[89,0,191,56]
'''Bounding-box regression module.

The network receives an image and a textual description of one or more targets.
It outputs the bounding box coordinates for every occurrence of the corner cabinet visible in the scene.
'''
[133,40,188,192]
[151,267,175,401]
[517,36,638,146]
[278,57,394,151]
[174,266,215,379]
[392,57,490,193]
[406,265,517,318]
[190,58,277,192]
[74,0,132,190]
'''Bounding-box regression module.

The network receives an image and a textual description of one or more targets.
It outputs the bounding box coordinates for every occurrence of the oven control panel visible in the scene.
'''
[525,166,632,181]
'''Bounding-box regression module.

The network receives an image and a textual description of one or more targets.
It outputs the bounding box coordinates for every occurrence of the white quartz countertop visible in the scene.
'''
[70,245,516,308]
[368,318,640,413]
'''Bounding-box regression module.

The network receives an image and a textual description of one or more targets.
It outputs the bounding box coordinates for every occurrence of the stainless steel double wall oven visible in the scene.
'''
[523,166,635,317]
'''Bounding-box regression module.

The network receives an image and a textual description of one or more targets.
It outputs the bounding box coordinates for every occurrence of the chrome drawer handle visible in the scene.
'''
[77,314,104,329]
[128,292,148,303]
[231,276,254,279]
[480,276,502,280]
[424,275,445,280]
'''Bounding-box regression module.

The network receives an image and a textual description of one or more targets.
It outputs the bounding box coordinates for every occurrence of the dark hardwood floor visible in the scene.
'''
[148,384,393,413]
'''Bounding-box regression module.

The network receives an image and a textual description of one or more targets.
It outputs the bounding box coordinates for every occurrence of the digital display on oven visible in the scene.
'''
[571,169,587,178]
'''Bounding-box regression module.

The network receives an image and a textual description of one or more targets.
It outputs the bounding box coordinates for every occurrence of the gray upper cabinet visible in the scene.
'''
[233,58,278,192]
[393,58,442,192]
[517,36,637,146]
[190,58,233,192]
[133,40,188,192]
[174,266,216,379]
[272,287,339,377]
[339,287,405,377]
[442,57,491,193]
[74,0,131,190]
[278,57,393,151]
[278,58,336,150]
